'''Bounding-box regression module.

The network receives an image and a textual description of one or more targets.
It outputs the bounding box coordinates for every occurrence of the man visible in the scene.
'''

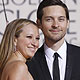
[27,0,80,80]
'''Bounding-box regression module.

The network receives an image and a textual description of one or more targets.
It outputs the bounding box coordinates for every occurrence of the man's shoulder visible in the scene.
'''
[67,43,80,49]
[34,45,44,57]
[37,45,44,52]
[67,43,80,55]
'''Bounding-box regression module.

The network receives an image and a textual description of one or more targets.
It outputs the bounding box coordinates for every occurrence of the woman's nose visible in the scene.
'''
[31,39,37,47]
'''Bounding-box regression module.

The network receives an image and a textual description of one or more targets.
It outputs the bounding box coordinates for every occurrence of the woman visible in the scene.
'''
[0,19,40,80]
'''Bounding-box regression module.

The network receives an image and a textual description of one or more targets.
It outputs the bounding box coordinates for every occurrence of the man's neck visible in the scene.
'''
[45,38,64,51]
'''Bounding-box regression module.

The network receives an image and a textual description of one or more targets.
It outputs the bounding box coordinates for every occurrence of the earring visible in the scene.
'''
[14,44,16,52]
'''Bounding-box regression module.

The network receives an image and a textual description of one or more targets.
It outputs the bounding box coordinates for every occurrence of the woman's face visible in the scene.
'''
[16,23,39,59]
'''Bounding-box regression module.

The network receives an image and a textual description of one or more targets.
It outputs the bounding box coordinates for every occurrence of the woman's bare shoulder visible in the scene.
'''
[1,61,29,80]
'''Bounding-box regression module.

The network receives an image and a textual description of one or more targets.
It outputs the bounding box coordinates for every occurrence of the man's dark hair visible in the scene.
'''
[37,0,69,22]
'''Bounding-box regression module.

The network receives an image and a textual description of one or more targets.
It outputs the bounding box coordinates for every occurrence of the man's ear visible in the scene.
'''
[36,19,42,29]
[67,20,70,29]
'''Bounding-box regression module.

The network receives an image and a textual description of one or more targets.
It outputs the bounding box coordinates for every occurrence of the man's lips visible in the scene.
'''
[49,29,61,33]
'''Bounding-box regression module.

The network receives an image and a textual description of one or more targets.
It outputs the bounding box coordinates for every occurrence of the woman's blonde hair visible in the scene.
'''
[0,18,37,74]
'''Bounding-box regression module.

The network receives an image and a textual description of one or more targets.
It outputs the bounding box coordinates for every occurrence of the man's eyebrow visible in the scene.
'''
[59,16,66,18]
[44,16,53,19]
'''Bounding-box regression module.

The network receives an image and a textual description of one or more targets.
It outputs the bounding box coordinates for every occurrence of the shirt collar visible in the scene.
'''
[57,41,67,60]
[44,41,67,60]
[44,44,55,60]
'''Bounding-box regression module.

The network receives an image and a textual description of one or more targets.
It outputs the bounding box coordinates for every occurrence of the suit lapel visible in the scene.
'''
[37,45,52,80]
[65,43,73,80]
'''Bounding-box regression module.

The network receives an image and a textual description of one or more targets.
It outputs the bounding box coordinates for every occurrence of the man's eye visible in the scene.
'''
[46,18,53,22]
[59,19,64,21]
[59,17,66,22]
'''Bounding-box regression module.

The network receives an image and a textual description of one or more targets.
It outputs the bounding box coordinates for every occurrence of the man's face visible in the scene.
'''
[39,5,69,44]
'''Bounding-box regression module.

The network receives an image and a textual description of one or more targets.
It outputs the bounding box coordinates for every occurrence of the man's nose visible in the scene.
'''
[52,20,59,28]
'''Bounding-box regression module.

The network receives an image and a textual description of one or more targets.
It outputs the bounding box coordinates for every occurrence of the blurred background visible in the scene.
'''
[0,0,80,47]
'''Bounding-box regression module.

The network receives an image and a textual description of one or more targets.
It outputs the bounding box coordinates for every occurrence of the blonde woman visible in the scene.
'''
[0,19,40,80]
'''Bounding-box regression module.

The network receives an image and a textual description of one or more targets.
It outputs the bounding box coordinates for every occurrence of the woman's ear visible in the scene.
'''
[14,37,17,46]
[36,19,42,29]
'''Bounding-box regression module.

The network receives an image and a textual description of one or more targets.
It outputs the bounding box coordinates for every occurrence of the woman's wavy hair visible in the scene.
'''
[0,18,37,74]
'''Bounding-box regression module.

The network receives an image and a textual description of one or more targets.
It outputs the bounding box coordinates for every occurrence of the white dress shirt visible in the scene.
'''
[44,41,67,80]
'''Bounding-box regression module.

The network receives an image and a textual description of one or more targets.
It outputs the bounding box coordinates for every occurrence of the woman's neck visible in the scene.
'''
[7,51,26,63]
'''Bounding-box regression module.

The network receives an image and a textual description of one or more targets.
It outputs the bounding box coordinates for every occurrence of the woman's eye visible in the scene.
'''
[26,36,32,38]
[36,37,40,40]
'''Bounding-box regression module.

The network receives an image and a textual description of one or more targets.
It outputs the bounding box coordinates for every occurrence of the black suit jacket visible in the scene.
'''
[27,43,80,80]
